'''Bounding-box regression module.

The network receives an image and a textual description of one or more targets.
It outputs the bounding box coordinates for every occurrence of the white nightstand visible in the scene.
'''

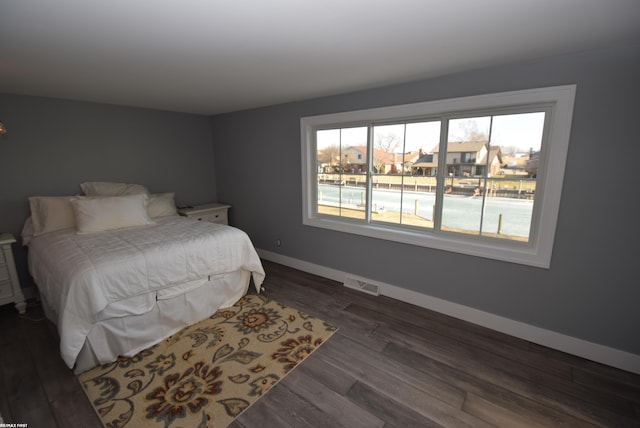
[178,203,231,225]
[0,233,27,314]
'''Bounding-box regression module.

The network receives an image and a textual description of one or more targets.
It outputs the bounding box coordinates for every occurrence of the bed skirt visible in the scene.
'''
[40,270,251,374]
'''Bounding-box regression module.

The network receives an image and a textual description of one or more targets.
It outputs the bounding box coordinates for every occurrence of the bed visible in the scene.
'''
[23,183,265,373]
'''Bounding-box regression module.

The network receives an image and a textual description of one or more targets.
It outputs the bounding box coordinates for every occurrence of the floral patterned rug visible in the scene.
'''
[79,294,337,428]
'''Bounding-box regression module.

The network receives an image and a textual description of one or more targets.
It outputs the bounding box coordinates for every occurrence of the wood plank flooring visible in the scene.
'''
[1,260,639,427]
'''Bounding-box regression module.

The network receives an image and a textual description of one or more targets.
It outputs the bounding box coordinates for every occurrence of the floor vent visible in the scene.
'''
[343,275,381,296]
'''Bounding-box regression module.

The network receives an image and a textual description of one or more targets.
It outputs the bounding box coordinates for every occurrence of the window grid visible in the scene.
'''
[301,86,575,268]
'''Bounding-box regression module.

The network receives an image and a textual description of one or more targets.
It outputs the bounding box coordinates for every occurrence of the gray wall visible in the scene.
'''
[0,94,217,284]
[1,44,637,357]
[211,44,640,356]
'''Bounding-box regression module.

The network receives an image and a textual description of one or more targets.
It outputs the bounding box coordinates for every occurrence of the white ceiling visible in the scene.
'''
[1,0,639,115]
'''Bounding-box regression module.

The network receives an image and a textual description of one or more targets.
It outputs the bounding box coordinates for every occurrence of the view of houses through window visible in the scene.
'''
[316,111,546,242]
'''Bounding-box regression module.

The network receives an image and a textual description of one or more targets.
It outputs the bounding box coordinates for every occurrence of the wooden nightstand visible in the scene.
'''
[178,203,231,225]
[0,233,27,314]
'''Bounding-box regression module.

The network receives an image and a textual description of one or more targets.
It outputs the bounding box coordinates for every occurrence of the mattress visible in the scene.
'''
[28,215,265,369]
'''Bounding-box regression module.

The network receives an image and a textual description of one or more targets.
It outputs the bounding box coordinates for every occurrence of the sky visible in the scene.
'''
[317,111,545,155]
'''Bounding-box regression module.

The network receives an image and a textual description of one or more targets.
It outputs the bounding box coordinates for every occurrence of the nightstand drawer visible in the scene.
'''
[0,280,12,300]
[196,210,228,224]
[0,232,26,314]
[0,264,9,282]
[178,203,231,225]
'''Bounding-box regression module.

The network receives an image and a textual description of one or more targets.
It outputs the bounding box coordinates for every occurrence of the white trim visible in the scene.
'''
[301,85,576,269]
[258,249,640,375]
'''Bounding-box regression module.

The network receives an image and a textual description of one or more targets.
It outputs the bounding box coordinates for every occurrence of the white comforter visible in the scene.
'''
[28,216,265,368]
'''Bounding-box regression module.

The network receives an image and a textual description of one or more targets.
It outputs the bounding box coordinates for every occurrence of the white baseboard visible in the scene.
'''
[257,249,640,375]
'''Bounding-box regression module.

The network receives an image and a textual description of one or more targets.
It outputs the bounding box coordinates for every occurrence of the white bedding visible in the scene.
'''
[28,215,265,369]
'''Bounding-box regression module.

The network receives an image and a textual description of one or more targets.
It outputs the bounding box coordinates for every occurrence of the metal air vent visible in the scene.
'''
[343,275,381,296]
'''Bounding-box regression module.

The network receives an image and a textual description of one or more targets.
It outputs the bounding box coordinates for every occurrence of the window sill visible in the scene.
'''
[304,214,550,268]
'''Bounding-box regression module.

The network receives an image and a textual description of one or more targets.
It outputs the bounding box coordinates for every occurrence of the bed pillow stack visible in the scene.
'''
[80,181,178,219]
[79,181,149,197]
[71,193,155,234]
[23,182,179,244]
[147,192,178,218]
[28,195,77,238]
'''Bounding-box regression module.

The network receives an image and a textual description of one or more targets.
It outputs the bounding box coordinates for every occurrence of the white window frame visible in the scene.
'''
[301,85,576,268]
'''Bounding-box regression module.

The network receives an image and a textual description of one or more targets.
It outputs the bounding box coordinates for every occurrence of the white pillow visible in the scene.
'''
[71,194,155,234]
[147,192,178,218]
[28,196,77,237]
[80,181,149,196]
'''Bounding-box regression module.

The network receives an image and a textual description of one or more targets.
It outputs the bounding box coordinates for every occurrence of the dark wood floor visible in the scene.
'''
[1,260,639,427]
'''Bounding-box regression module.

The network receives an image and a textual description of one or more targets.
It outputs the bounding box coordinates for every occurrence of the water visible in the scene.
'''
[318,184,533,237]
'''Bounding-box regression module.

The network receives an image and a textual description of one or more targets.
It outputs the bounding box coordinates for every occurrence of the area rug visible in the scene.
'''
[79,294,338,428]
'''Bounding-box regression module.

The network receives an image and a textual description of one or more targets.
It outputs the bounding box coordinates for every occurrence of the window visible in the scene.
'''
[301,86,576,268]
